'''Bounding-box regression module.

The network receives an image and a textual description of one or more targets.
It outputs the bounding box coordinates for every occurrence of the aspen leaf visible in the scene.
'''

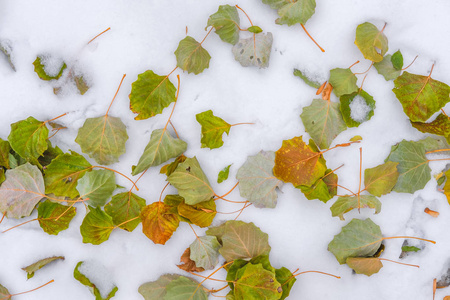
[80,207,115,245]
[275,267,296,300]
[0,284,10,299]
[411,114,450,143]
[138,274,181,300]
[298,169,337,203]
[330,195,381,220]
[129,70,177,120]
[248,26,263,34]
[160,154,187,177]
[262,0,316,26]
[38,141,63,168]
[104,191,145,232]
[374,54,401,81]
[75,116,128,165]
[141,202,180,245]
[339,90,376,127]
[164,276,209,300]
[393,72,450,122]
[33,55,66,80]
[207,5,240,45]
[177,247,205,273]
[177,197,216,227]
[0,163,45,219]
[0,138,11,169]
[76,169,116,207]
[234,263,282,300]
[74,261,118,300]
[189,235,221,270]
[391,50,403,70]
[196,110,231,149]
[293,68,321,89]
[329,68,358,97]
[232,33,273,68]
[355,22,388,63]
[22,256,65,279]
[346,257,383,276]
[364,161,399,196]
[174,36,211,75]
[74,75,90,95]
[37,200,76,235]
[217,164,231,183]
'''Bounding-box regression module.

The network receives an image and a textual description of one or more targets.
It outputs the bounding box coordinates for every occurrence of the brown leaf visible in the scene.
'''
[177,247,205,273]
[141,202,180,245]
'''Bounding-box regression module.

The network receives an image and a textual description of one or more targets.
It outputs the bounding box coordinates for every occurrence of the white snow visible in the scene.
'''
[78,260,116,298]
[39,54,65,78]
[349,95,372,123]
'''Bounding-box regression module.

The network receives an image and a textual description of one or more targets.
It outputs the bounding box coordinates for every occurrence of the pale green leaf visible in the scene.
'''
[189,235,221,270]
[207,5,240,45]
[293,68,321,89]
[262,0,316,26]
[175,36,211,75]
[104,191,145,232]
[330,195,381,220]
[232,33,273,68]
[0,40,15,71]
[164,276,208,300]
[76,169,116,207]
[138,274,180,300]
[329,68,358,97]
[374,54,401,81]
[355,22,388,62]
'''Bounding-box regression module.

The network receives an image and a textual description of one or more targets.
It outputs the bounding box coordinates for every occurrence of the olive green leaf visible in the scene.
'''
[355,22,388,63]
[33,55,67,80]
[236,151,282,208]
[393,71,450,122]
[167,157,214,205]
[386,140,431,193]
[0,163,45,218]
[346,257,383,276]
[0,284,10,299]
[175,36,211,75]
[141,202,180,245]
[38,140,64,168]
[76,169,116,207]
[374,54,401,81]
[411,113,450,143]
[74,75,90,95]
[339,90,376,127]
[75,116,128,165]
[160,155,187,177]
[132,129,187,175]
[301,98,347,149]
[234,263,282,300]
[275,267,296,300]
[207,5,240,45]
[138,274,181,300]
[189,235,221,270]
[364,161,399,196]
[74,261,118,300]
[129,70,177,120]
[293,68,321,89]
[391,50,403,70]
[22,256,65,279]
[262,0,316,26]
[402,245,421,252]
[328,218,382,264]
[38,200,76,235]
[196,110,231,149]
[0,138,11,169]
[232,33,273,68]
[104,191,145,232]
[329,68,358,97]
[248,26,263,34]
[298,169,337,203]
[177,197,217,228]
[80,207,115,245]
[218,164,231,183]
[330,195,381,220]
[165,276,209,300]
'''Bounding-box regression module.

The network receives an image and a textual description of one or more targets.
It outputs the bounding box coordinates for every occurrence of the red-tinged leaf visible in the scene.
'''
[411,113,450,143]
[141,202,180,245]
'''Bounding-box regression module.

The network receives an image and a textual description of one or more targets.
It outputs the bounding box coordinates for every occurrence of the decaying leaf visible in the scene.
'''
[141,202,180,245]
[346,257,383,276]
[74,261,118,300]
[22,256,65,279]
[177,247,205,273]
[232,33,273,68]
[298,169,338,203]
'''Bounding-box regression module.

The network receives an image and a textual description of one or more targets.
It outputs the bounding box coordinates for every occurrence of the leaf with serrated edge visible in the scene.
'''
[22,256,64,279]
[346,257,383,276]
[189,235,221,270]
[329,68,358,97]
[237,151,282,208]
[175,36,211,75]
[38,200,76,235]
[232,33,273,68]
[164,276,208,300]
[330,195,381,220]
[129,70,177,120]
[355,22,388,62]
[339,90,376,127]
[73,261,118,300]
[276,267,296,300]
[411,114,450,142]
[141,202,180,245]
[364,162,399,196]
[374,54,401,81]
[298,169,337,203]
[0,163,44,218]
[138,274,181,300]
[328,218,382,264]
[80,207,115,245]
[104,192,145,232]
[234,263,282,300]
[207,5,240,45]
[196,110,231,149]
[178,198,216,227]
[76,169,116,207]
[262,0,316,26]
[218,164,231,183]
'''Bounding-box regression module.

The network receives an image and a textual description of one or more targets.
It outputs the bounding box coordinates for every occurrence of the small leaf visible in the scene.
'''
[346,257,383,276]
[164,276,209,300]
[22,256,64,279]
[177,247,205,273]
[207,5,240,45]
[411,113,450,143]
[0,40,15,71]
[75,116,128,165]
[232,33,273,68]
[293,68,321,89]
[129,70,177,120]
[138,274,181,300]
[175,36,211,75]
[74,75,90,95]
[248,26,263,34]
[177,197,216,227]
[189,235,221,270]
[374,54,401,81]
[196,110,231,149]
[80,207,115,245]
[391,50,403,70]
[141,202,180,245]
[76,169,116,207]
[339,90,376,127]
[275,267,296,300]
[0,138,11,169]
[355,22,388,63]
[329,68,358,97]
[298,169,337,203]
[234,263,282,300]
[262,0,316,26]
[330,195,381,220]
[218,164,231,183]
[402,245,421,252]
[37,200,76,235]
[104,191,145,232]
[33,55,66,80]
[74,261,118,300]
[364,161,399,196]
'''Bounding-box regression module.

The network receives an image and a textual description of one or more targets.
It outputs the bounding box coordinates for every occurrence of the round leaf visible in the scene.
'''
[355,22,388,62]
[164,276,208,300]
[232,33,273,68]
[339,90,376,127]
[80,207,115,245]
[234,263,282,300]
[38,200,76,235]
[141,202,180,245]
[174,36,211,75]
[76,169,116,207]
[104,191,145,232]
[189,235,221,270]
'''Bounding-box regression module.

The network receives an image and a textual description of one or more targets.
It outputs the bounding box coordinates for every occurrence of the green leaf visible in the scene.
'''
[329,68,358,97]
[175,36,211,75]
[141,202,180,245]
[293,68,321,89]
[391,50,403,70]
[80,207,115,245]
[236,151,282,208]
[167,157,214,205]
[248,26,263,34]
[218,164,231,183]
[364,161,399,196]
[196,110,231,149]
[207,5,240,45]
[138,274,180,300]
[346,257,383,276]
[132,129,187,176]
[330,195,381,220]
[0,284,10,299]
[0,138,11,169]
[189,235,221,270]
[33,55,66,80]
[417,136,450,152]
[160,155,187,177]
[8,116,49,164]
[374,54,401,81]
[393,71,450,122]
[38,140,64,168]
[328,218,382,264]
[104,191,145,232]
[355,22,388,63]
[262,0,316,26]
[22,256,64,279]
[0,163,44,218]
[177,197,216,227]
[44,151,92,199]
[301,98,347,149]
[37,200,76,235]
[164,276,208,300]
[74,75,90,95]
[232,33,273,68]
[386,140,431,193]
[275,267,296,300]
[298,169,337,203]
[76,169,116,207]
[75,116,128,165]
[74,261,118,300]
[339,90,376,127]
[129,70,177,120]
[402,245,421,252]
[234,263,282,300]
[411,113,450,143]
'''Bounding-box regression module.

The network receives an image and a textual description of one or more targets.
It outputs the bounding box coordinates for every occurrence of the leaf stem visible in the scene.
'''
[163,75,181,132]
[169,121,180,139]
[293,270,340,279]
[401,55,418,71]
[192,261,234,295]
[234,201,251,220]
[427,158,450,163]
[349,61,360,69]
[214,194,247,203]
[87,27,111,44]
[217,203,253,215]
[426,149,450,155]
[44,112,68,125]
[300,24,325,52]
[113,216,140,229]
[218,182,239,198]
[235,5,253,26]
[188,272,231,283]
[2,218,38,233]
[0,211,6,225]
[208,284,230,293]
[382,236,436,244]
[105,74,126,117]
[378,258,419,268]
[353,62,374,75]
[358,73,369,92]
[159,182,170,203]
[92,165,138,191]
[230,122,255,127]
[201,27,214,45]
[7,280,54,298]
[321,140,360,155]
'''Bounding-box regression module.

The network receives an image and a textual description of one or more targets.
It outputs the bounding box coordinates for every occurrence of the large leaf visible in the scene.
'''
[44,151,92,198]
[0,138,11,169]
[164,276,209,300]
[129,70,177,120]
[177,197,217,227]
[138,274,181,300]
[174,36,211,75]
[22,256,65,279]
[132,129,187,176]
[167,157,214,205]
[236,151,282,208]
[393,71,450,122]
[75,116,128,165]
[364,161,399,196]
[330,195,381,220]
[355,22,388,62]
[232,33,273,68]
[329,68,358,97]
[298,169,337,203]
[301,98,347,149]
[80,207,115,245]
[74,261,118,300]
[8,116,49,164]
[0,163,45,218]
[273,136,327,187]
[37,200,76,235]
[141,202,180,245]
[374,54,401,81]
[386,140,431,193]
[411,113,450,143]
[196,110,231,149]
[76,169,116,207]
[328,218,382,264]
[207,5,240,45]
[189,235,221,270]
[104,191,145,232]
[346,257,383,276]
[234,263,282,300]
[339,90,376,127]
[262,0,316,26]
[275,267,296,300]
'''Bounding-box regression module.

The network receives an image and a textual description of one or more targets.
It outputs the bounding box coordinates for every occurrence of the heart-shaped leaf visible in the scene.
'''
[175,36,211,75]
[355,22,388,62]
[104,191,145,232]
[207,5,240,45]
[329,68,358,97]
[80,207,115,245]
[37,200,76,235]
[141,202,180,245]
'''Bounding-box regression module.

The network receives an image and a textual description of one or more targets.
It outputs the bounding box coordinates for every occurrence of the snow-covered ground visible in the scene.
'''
[1,0,450,299]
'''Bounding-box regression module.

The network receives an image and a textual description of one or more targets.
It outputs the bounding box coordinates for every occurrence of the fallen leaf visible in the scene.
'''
[207,5,240,45]
[37,200,76,235]
[177,247,205,273]
[329,68,358,97]
[330,195,381,220]
[80,207,115,245]
[355,22,388,62]
[196,110,231,149]
[76,169,116,207]
[262,0,316,26]
[164,276,209,300]
[174,36,211,74]
[138,274,181,300]
[104,191,145,232]
[22,256,65,279]
[346,257,383,276]
[141,202,180,245]
[364,161,399,196]
[189,235,221,270]
[232,33,273,68]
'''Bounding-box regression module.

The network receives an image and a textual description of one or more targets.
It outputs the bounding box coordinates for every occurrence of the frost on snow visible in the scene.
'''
[349,95,371,122]
[78,260,116,298]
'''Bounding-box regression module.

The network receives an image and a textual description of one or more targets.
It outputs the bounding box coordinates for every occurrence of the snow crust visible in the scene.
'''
[349,95,371,122]
[78,260,116,298]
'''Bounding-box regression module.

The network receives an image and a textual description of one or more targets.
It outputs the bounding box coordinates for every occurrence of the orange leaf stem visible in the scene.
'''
[353,62,374,75]
[358,73,369,92]
[234,201,252,220]
[169,121,180,139]
[43,112,67,125]
[192,261,234,295]
[401,55,418,71]
[382,236,436,244]
[0,211,6,225]
[2,218,38,233]
[293,270,340,279]
[378,258,419,268]
[218,182,239,199]
[87,27,111,44]
[201,27,214,45]
[235,5,254,26]
[230,122,255,127]
[426,148,450,155]
[92,165,138,191]
[159,182,170,203]
[300,23,325,52]
[5,280,54,299]
[349,61,360,69]
[113,216,141,229]
[105,74,126,117]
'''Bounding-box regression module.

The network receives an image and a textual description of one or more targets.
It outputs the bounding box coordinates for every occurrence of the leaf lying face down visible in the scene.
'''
[38,200,76,235]
[22,256,65,279]
[139,274,180,300]
[232,32,273,68]
[346,257,383,276]
[262,0,316,26]
[139,275,209,300]
[374,53,402,81]
[207,5,240,45]
[177,247,205,273]
[189,235,221,270]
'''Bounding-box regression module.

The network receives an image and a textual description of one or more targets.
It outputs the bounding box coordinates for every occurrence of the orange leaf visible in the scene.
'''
[141,202,180,245]
[177,247,205,273]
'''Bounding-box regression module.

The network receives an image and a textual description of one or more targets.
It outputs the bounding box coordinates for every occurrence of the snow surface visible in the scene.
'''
[78,260,116,298]
[1,0,450,299]
[349,95,371,123]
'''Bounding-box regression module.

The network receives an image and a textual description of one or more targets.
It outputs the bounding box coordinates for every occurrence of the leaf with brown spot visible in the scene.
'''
[141,202,180,245]
[177,247,205,273]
